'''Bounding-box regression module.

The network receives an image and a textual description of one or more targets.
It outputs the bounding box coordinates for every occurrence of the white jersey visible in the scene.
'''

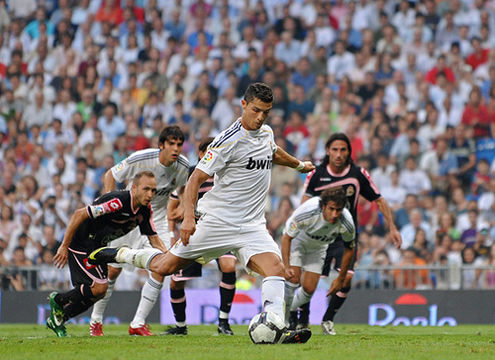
[196,119,277,225]
[284,197,356,250]
[111,148,189,222]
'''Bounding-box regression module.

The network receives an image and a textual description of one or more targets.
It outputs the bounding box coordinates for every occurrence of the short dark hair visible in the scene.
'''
[198,137,214,153]
[320,186,347,209]
[243,82,273,104]
[322,133,354,166]
[158,125,184,145]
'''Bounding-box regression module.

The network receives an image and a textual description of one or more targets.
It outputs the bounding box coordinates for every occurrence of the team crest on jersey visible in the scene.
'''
[200,150,213,165]
[115,161,125,172]
[346,186,355,197]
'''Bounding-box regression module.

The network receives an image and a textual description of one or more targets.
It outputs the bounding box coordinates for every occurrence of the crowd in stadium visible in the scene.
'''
[1,0,495,292]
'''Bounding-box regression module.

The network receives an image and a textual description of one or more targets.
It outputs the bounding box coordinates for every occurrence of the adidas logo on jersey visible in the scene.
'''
[246,157,272,170]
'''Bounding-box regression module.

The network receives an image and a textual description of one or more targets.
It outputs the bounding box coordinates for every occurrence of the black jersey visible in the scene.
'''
[303,163,381,227]
[70,190,157,253]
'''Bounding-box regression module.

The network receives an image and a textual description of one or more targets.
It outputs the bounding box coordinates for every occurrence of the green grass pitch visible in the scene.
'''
[1,324,494,360]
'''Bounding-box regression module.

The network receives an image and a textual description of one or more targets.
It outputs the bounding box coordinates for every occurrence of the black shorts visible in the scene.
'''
[171,252,236,281]
[320,239,358,277]
[68,248,108,286]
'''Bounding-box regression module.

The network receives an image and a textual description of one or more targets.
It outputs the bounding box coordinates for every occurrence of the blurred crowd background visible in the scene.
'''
[1,0,495,292]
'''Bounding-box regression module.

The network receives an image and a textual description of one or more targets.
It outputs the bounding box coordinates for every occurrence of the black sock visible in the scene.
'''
[298,302,310,324]
[322,286,351,322]
[57,285,96,322]
[219,272,236,317]
[170,289,186,324]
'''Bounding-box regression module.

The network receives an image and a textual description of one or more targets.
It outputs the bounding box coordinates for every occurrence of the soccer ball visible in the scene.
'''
[248,311,287,344]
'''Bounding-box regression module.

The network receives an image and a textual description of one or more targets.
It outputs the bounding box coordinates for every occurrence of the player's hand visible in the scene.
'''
[169,206,184,221]
[180,216,196,246]
[299,161,315,173]
[390,228,402,249]
[53,246,69,268]
[284,267,296,281]
[327,277,345,296]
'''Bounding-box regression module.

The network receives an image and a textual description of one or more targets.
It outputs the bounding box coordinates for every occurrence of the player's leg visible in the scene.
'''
[129,271,165,335]
[90,265,122,336]
[298,242,337,329]
[284,266,301,329]
[290,271,320,313]
[90,228,140,335]
[47,251,108,337]
[128,230,169,335]
[321,243,356,335]
[284,240,305,328]
[217,254,236,335]
[161,263,203,335]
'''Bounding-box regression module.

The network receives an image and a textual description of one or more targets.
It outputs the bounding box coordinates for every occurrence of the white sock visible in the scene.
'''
[290,288,313,312]
[284,282,299,323]
[130,275,163,328]
[261,276,285,320]
[118,248,163,269]
[90,279,116,324]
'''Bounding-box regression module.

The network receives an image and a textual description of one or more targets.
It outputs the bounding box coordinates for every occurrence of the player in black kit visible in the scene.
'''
[296,133,402,335]
[46,171,159,337]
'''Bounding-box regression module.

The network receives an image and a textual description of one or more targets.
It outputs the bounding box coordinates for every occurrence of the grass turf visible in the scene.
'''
[1,324,494,360]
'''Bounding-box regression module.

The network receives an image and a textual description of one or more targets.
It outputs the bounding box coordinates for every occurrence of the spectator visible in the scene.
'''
[394,247,431,290]
[461,88,491,140]
[398,156,432,197]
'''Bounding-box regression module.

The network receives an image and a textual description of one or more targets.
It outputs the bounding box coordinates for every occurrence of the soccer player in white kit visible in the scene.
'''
[89,83,316,343]
[281,187,355,330]
[89,126,189,336]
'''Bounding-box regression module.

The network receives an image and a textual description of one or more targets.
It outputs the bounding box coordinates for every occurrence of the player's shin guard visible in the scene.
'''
[322,286,351,322]
[130,275,163,328]
[170,288,186,326]
[57,284,97,321]
[90,279,116,323]
[118,248,163,270]
[261,276,285,321]
[291,288,313,311]
[284,282,299,323]
[219,272,236,320]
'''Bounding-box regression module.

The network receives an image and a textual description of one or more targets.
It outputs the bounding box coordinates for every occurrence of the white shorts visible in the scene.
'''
[109,220,170,269]
[170,214,281,271]
[289,238,327,274]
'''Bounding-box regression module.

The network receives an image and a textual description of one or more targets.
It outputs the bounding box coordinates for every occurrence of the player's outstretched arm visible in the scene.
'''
[328,247,354,296]
[272,146,315,173]
[54,207,89,268]
[103,169,117,193]
[147,234,168,253]
[180,168,210,246]
[281,233,295,281]
[375,197,402,249]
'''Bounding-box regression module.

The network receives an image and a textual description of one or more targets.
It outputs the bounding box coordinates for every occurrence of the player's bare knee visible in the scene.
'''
[91,282,108,299]
[302,284,316,295]
[151,271,164,283]
[108,266,122,280]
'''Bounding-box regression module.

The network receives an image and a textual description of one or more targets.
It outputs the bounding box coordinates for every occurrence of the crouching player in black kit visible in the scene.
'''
[46,171,159,337]
[297,133,402,335]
